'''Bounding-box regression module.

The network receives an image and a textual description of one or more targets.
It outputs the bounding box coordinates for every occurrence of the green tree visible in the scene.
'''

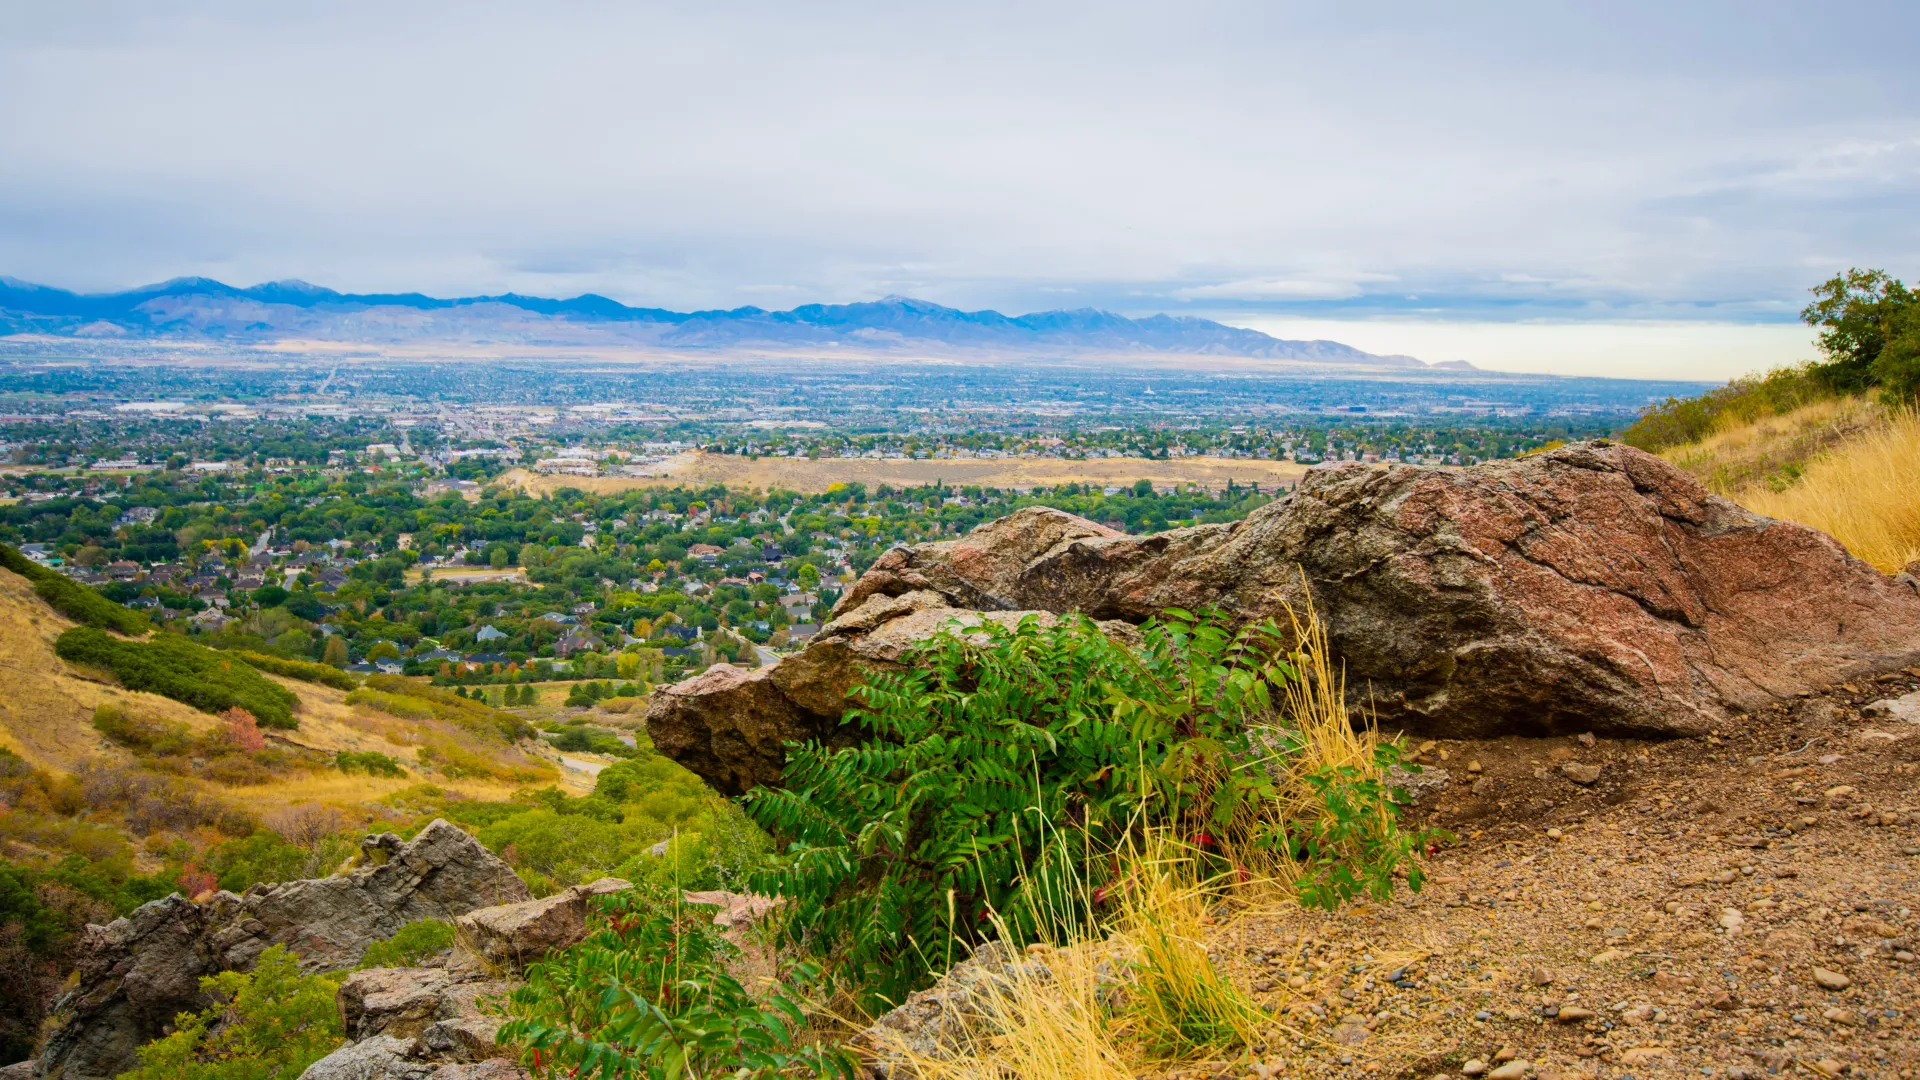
[1803,268,1917,393]
[322,635,348,668]
[490,547,510,569]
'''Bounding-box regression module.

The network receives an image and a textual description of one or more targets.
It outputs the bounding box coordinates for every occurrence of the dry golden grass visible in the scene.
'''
[501,450,1307,498]
[0,567,220,771]
[1660,394,1882,496]
[1734,408,1920,573]
[862,934,1139,1080]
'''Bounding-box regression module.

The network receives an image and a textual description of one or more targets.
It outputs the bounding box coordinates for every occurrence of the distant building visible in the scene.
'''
[553,630,604,659]
[475,624,508,642]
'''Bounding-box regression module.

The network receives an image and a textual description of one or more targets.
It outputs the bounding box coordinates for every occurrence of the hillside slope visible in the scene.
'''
[1659,401,1920,574]
[0,565,215,772]
[0,566,581,803]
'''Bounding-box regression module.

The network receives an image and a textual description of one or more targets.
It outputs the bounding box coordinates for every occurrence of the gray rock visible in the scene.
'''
[1862,691,1920,723]
[451,877,629,974]
[37,820,526,1080]
[298,965,526,1080]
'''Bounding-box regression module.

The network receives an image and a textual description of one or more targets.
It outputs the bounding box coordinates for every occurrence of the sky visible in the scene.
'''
[3,1,1918,380]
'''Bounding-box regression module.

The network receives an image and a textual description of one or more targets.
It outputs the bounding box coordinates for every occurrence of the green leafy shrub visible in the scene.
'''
[496,888,857,1080]
[548,723,636,757]
[56,628,299,728]
[1621,364,1832,453]
[357,919,454,969]
[349,675,531,742]
[336,750,407,777]
[231,649,357,690]
[119,945,343,1080]
[0,542,149,635]
[93,704,199,756]
[205,831,312,894]
[746,610,1432,1012]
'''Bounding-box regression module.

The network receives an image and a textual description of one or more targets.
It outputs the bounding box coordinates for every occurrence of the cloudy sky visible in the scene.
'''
[3,1,1918,377]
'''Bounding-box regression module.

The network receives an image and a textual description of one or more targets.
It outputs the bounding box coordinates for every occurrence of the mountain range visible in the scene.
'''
[0,276,1465,368]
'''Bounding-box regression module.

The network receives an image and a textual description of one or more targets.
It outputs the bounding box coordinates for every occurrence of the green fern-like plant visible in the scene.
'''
[745,610,1329,1013]
[495,887,857,1079]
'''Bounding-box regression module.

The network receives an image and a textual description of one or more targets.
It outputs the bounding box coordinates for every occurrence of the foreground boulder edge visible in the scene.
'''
[35,819,528,1080]
[647,441,1920,793]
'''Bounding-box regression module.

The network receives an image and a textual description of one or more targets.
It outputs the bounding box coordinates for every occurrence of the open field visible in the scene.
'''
[403,566,528,585]
[501,450,1309,497]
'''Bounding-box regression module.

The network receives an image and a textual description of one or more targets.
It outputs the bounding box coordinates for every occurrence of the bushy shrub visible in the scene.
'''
[91,705,301,787]
[474,753,772,891]
[746,610,1433,1011]
[496,888,856,1080]
[1621,364,1832,453]
[118,945,343,1080]
[230,649,356,691]
[77,762,254,837]
[93,704,198,756]
[357,919,454,969]
[350,674,531,742]
[336,750,407,777]
[206,831,312,893]
[547,723,635,757]
[0,542,149,635]
[56,628,299,728]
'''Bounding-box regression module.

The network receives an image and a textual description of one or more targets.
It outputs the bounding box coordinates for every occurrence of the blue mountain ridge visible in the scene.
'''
[0,277,1448,366]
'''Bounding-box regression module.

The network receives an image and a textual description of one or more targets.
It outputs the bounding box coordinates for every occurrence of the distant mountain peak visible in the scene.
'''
[0,275,1466,369]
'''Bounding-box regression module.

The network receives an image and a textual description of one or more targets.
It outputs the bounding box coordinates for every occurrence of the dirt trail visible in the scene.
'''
[1195,678,1920,1080]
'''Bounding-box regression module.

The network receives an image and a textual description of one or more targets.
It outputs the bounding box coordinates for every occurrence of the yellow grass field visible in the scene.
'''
[1659,398,1920,574]
[501,450,1307,497]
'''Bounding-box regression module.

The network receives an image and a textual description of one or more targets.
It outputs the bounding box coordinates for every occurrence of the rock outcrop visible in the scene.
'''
[648,442,1920,791]
[37,820,528,1080]
[297,966,525,1080]
[452,877,629,974]
[299,884,787,1080]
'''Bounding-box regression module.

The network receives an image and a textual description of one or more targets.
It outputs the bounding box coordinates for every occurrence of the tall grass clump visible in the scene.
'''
[1118,835,1265,1057]
[1737,408,1920,573]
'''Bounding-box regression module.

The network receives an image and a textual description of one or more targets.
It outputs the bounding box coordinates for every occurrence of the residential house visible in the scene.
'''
[553,630,604,659]
[475,625,508,642]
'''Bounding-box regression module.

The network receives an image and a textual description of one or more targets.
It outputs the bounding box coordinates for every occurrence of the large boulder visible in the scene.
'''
[450,877,629,974]
[37,820,528,1080]
[647,443,1920,791]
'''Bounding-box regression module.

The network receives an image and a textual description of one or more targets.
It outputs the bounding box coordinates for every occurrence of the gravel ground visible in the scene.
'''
[1176,671,1920,1080]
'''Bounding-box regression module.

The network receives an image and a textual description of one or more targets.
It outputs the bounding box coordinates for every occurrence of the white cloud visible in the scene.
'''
[0,0,1914,372]
[1172,273,1397,301]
